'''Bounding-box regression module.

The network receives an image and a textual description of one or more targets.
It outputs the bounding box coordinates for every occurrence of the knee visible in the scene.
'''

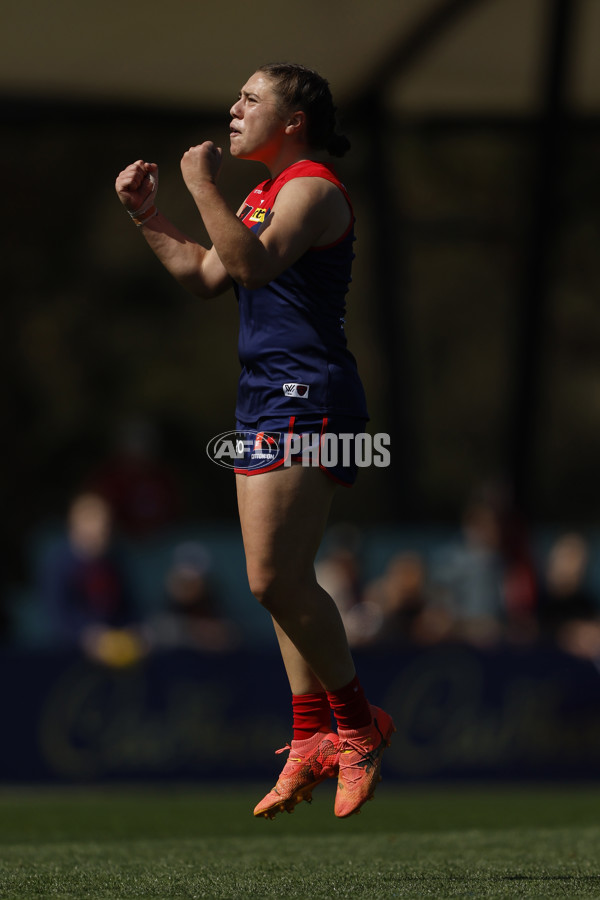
[245,531,324,607]
[246,564,282,610]
[247,562,311,614]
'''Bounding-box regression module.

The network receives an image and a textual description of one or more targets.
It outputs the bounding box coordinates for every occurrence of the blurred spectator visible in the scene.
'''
[431,481,538,647]
[431,497,506,646]
[40,492,142,664]
[144,540,240,653]
[352,551,453,647]
[88,417,180,538]
[489,482,538,637]
[537,532,600,659]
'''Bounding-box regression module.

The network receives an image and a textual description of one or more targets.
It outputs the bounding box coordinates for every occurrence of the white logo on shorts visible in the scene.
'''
[283,383,310,398]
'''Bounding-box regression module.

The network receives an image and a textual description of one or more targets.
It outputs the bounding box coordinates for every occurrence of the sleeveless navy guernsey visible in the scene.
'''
[234,160,368,423]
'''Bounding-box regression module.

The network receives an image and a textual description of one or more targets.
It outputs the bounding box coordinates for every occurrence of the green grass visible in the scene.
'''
[1,783,600,898]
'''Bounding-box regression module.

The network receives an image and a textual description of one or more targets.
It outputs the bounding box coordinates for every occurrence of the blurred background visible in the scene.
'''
[2,0,600,784]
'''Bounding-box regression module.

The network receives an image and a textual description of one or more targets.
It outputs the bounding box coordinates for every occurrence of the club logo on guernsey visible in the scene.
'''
[248,208,267,224]
[283,383,310,399]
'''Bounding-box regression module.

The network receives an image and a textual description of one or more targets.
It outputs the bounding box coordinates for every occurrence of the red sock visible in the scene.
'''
[292,692,332,741]
[326,675,372,732]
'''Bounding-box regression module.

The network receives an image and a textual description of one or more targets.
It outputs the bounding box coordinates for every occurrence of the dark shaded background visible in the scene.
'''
[2,0,600,623]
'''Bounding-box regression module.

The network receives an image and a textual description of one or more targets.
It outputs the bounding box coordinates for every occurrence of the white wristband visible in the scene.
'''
[131,205,159,227]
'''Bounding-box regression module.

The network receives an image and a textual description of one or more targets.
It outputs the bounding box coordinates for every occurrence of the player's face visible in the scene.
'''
[229,73,288,162]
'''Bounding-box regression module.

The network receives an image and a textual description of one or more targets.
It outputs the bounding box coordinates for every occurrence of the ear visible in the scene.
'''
[285,110,306,139]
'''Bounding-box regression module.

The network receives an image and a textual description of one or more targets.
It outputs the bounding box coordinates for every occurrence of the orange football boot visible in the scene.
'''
[334,706,395,818]
[254,731,340,819]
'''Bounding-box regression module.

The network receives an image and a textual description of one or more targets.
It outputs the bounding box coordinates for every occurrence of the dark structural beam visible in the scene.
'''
[348,0,490,518]
[509,0,578,518]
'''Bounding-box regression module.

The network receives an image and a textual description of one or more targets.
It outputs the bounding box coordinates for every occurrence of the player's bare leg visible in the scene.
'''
[237,465,352,817]
[271,621,326,695]
[236,465,355,691]
[237,465,394,818]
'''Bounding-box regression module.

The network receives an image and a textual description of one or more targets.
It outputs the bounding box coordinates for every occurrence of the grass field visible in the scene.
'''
[1,782,600,899]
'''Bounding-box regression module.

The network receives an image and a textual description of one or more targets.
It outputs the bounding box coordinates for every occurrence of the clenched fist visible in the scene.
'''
[115,160,158,214]
[180,142,222,195]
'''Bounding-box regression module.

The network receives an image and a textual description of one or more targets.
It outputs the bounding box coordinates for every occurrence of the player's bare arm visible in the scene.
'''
[181,143,351,290]
[115,159,231,299]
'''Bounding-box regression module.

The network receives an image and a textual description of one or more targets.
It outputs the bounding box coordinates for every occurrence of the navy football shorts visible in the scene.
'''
[234,414,369,486]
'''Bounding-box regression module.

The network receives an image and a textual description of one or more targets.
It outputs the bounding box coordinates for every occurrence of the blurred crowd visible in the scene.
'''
[316,486,600,663]
[3,417,242,665]
[3,420,600,667]
[37,490,241,665]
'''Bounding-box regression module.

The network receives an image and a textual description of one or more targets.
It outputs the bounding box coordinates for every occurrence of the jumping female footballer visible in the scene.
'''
[115,63,394,819]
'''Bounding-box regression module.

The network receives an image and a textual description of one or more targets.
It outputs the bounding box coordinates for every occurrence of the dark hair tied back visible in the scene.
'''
[257,62,351,157]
